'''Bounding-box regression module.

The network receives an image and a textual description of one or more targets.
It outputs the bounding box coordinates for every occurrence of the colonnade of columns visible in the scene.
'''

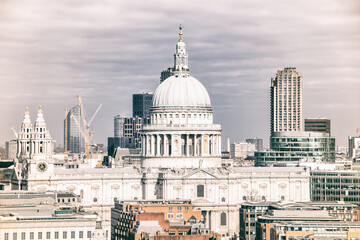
[142,133,221,157]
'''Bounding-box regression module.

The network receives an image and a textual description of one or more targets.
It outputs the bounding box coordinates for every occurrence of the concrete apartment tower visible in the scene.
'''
[270,67,303,135]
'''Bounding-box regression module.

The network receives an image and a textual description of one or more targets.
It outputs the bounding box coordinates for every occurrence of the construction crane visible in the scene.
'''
[71,115,95,162]
[71,96,102,162]
[96,153,106,168]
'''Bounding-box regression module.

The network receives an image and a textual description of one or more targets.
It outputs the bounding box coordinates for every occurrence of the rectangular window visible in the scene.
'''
[46,232,50,239]
[54,232,59,239]
[38,232,42,239]
[21,233,25,240]
[184,206,189,210]
[169,231,176,235]
[167,213,174,219]
[79,231,83,238]
[71,231,75,239]
[30,232,34,240]
[169,206,173,211]
[4,233,9,240]
[63,231,67,239]
[177,206,181,211]
[87,231,91,238]
[13,233,17,240]
[176,213,183,219]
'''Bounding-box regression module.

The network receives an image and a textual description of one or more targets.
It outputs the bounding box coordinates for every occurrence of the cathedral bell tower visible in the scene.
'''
[17,107,33,159]
[31,105,53,158]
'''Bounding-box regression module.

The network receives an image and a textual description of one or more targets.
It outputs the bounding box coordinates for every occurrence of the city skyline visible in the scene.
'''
[0,0,359,147]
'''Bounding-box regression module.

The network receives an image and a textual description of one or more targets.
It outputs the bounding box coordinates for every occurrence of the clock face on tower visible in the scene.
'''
[37,162,48,172]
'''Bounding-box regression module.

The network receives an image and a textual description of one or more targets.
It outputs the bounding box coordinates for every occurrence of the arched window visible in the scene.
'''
[197,185,204,198]
[243,196,247,201]
[220,212,226,226]
[221,197,226,202]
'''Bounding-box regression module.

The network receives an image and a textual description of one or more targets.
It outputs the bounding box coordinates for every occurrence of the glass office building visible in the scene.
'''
[255,132,335,166]
[64,105,83,154]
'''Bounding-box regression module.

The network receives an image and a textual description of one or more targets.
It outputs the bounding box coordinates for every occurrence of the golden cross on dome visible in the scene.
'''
[179,24,183,42]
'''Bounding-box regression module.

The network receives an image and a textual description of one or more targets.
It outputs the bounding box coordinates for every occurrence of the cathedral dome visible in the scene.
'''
[152,73,211,108]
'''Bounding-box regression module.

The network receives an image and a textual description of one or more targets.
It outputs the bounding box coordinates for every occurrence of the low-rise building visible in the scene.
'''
[255,210,341,240]
[311,169,360,204]
[240,201,360,240]
[0,196,107,240]
[255,131,335,166]
[111,199,219,240]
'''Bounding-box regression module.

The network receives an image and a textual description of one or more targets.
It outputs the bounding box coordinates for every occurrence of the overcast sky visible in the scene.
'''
[0,0,359,148]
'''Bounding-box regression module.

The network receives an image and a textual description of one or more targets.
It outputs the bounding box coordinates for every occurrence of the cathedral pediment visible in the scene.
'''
[182,169,218,180]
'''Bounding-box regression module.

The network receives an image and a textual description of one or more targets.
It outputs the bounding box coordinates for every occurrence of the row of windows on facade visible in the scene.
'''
[153,113,211,119]
[57,198,76,203]
[4,231,93,240]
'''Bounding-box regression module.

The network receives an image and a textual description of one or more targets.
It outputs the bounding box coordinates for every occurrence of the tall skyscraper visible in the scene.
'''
[270,67,303,135]
[132,92,153,118]
[114,115,125,138]
[64,105,83,154]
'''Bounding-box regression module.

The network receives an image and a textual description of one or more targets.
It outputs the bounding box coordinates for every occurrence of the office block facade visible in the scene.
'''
[132,92,153,118]
[305,118,331,135]
[255,131,335,166]
[270,67,302,135]
[348,136,360,159]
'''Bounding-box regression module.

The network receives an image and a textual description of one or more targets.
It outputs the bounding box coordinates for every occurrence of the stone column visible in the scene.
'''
[200,135,204,156]
[186,134,189,157]
[156,134,161,156]
[151,135,155,156]
[164,134,168,156]
[194,134,197,156]
[218,135,222,155]
[211,135,214,156]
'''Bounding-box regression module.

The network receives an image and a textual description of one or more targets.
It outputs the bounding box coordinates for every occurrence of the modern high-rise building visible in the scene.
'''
[132,92,153,118]
[113,115,125,138]
[348,135,360,159]
[270,67,303,135]
[305,118,331,135]
[108,115,147,154]
[245,138,264,151]
[64,105,83,154]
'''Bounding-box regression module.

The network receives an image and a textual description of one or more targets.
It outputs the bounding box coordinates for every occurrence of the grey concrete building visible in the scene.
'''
[245,138,263,151]
[270,67,303,135]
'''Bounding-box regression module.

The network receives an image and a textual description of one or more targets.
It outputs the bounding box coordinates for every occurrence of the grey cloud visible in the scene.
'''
[0,0,359,147]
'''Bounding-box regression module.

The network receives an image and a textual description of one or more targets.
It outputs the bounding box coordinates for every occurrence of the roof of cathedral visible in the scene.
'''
[152,25,211,109]
[153,73,211,108]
